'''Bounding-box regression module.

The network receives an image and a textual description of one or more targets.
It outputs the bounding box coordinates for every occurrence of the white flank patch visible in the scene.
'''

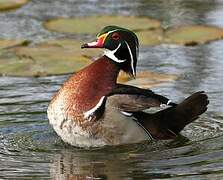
[104,43,126,63]
[83,96,106,119]
[167,100,172,105]
[160,104,167,108]
[125,41,135,77]
[121,111,132,117]
[160,100,172,108]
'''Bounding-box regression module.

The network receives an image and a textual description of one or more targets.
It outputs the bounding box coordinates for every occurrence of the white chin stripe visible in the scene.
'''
[104,41,136,77]
[84,96,106,119]
[104,43,126,63]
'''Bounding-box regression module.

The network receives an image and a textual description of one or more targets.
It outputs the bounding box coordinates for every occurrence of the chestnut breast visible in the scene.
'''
[51,56,119,118]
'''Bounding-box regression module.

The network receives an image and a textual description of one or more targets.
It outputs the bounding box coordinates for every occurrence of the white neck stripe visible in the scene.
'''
[125,41,135,77]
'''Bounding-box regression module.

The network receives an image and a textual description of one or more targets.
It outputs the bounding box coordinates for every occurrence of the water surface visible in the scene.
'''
[0,0,223,179]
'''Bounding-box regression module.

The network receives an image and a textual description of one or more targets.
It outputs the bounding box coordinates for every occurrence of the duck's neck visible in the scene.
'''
[70,56,120,111]
[83,55,120,84]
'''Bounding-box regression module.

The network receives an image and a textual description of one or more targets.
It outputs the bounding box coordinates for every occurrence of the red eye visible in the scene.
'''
[112,33,120,40]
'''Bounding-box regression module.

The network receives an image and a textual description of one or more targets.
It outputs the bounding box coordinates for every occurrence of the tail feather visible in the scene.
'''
[134,91,209,140]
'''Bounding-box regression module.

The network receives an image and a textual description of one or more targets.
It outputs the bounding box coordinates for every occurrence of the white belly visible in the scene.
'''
[47,100,150,147]
[47,101,106,147]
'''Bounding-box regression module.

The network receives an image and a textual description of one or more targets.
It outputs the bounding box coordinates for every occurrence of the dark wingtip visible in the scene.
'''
[135,91,209,140]
[169,91,209,134]
[179,91,209,116]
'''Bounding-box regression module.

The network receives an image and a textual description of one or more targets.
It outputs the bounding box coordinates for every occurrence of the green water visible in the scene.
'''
[1,0,223,179]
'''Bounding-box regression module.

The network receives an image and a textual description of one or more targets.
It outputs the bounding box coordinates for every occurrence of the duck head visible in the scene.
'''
[81,26,139,77]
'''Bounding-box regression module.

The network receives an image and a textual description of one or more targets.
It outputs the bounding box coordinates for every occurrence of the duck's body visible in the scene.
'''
[48,26,209,147]
[48,56,149,147]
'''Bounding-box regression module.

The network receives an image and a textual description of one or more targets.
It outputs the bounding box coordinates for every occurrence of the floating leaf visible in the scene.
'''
[0,57,34,76]
[118,71,178,88]
[44,16,161,34]
[165,25,223,45]
[136,28,163,46]
[0,39,29,49]
[0,38,179,81]
[36,39,102,58]
[0,0,29,11]
[0,39,102,76]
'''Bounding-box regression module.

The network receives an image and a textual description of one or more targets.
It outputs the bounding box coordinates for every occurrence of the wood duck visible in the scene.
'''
[47,26,209,147]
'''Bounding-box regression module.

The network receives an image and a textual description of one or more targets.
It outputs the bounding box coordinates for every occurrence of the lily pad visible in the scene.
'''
[164,25,223,45]
[117,71,178,88]
[0,39,29,49]
[136,28,163,46]
[0,38,178,83]
[0,0,29,11]
[36,39,102,58]
[0,39,102,76]
[0,57,34,76]
[44,16,161,35]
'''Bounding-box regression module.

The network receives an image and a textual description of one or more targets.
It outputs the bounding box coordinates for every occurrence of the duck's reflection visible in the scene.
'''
[49,131,192,180]
[50,148,131,180]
